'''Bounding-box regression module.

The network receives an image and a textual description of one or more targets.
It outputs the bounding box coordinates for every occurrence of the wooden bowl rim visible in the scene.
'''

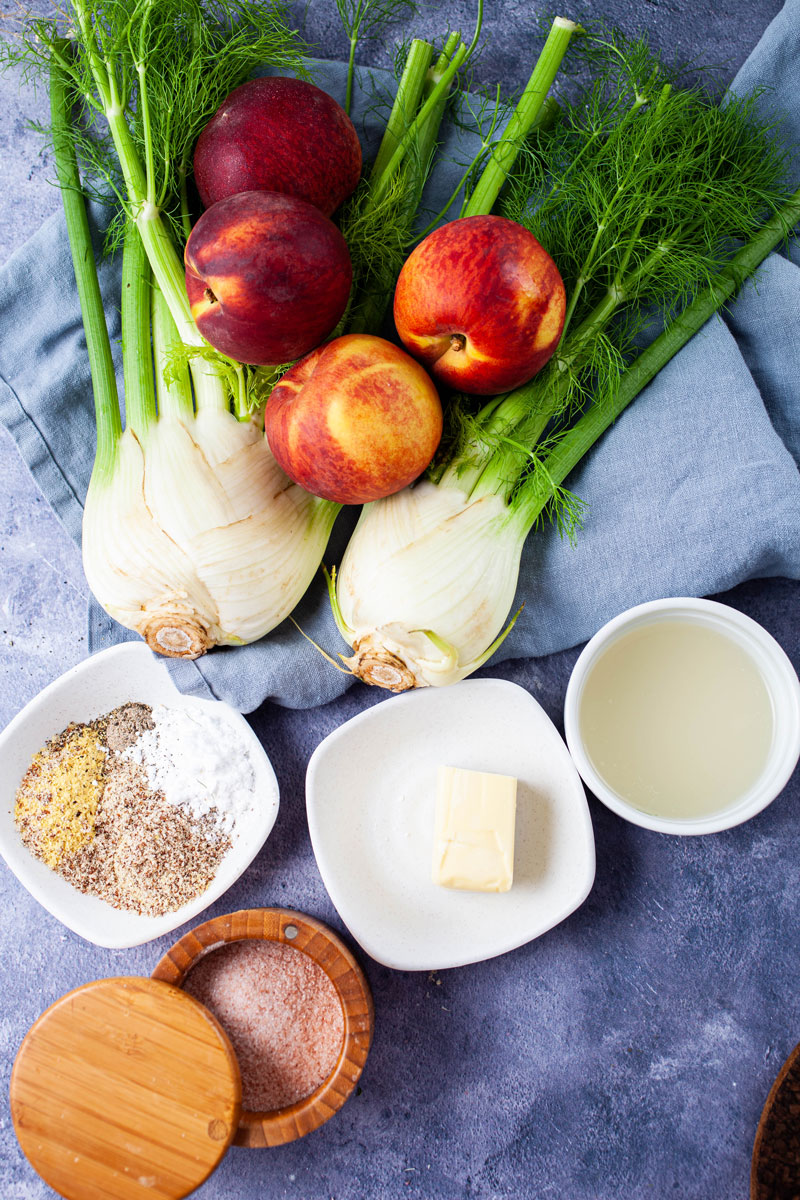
[151,907,374,1147]
[751,1038,800,1199]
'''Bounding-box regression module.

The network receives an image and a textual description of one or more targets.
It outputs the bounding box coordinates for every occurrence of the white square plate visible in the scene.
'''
[0,643,279,948]
[306,678,595,971]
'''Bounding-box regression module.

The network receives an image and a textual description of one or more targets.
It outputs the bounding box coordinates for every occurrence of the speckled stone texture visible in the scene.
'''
[1,2,798,1199]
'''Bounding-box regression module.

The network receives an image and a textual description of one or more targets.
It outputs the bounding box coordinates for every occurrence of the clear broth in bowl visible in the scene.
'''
[578,619,774,820]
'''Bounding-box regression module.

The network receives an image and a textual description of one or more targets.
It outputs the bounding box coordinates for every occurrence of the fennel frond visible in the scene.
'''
[334,0,419,115]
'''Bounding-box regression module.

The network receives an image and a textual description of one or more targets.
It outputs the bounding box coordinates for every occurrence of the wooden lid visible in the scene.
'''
[10,976,241,1200]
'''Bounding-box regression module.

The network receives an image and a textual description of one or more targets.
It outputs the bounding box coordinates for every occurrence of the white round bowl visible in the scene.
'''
[563,598,800,835]
[0,643,280,946]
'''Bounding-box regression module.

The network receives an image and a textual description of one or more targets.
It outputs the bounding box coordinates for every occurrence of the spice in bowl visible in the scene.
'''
[183,940,345,1112]
[14,701,259,916]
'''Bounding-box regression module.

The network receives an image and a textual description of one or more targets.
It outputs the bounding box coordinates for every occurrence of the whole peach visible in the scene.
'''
[193,77,362,217]
[393,215,566,395]
[265,334,443,504]
[185,191,352,366]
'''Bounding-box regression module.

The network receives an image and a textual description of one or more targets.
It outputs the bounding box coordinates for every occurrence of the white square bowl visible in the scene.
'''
[0,643,279,948]
[306,678,595,971]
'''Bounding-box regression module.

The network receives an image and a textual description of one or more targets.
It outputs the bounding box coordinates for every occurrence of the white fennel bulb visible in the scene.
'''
[333,481,528,689]
[77,229,338,660]
[47,40,341,666]
[83,412,337,658]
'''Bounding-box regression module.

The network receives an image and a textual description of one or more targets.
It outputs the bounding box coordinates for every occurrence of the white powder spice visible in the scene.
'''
[122,704,257,832]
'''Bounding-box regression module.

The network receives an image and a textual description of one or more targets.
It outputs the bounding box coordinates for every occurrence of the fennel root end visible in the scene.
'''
[342,640,422,692]
[143,614,213,659]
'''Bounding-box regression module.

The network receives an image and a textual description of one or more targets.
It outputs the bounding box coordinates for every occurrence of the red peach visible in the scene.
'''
[185,191,352,366]
[265,334,443,504]
[193,77,362,217]
[393,214,566,395]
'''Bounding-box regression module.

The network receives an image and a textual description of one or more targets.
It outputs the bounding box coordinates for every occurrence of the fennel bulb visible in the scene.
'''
[77,222,338,659]
[333,482,527,689]
[83,413,337,658]
[331,31,800,692]
[41,30,340,660]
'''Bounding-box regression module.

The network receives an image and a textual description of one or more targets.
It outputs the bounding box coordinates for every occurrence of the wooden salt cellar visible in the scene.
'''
[10,976,241,1200]
[10,908,373,1197]
[152,907,375,1148]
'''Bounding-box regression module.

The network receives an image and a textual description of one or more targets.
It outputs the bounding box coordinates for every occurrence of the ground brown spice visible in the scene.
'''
[104,702,154,752]
[60,758,230,917]
[14,702,231,917]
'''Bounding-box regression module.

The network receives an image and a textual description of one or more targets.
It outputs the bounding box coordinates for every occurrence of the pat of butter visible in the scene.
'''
[432,766,517,893]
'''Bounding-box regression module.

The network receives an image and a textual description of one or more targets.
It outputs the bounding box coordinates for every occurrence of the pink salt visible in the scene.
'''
[183,939,345,1112]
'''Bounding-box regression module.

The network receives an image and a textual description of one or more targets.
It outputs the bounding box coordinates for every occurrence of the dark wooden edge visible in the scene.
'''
[750,1039,800,1199]
[151,908,374,1147]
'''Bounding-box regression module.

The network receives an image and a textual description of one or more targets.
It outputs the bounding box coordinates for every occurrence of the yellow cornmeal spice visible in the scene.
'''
[14,725,107,868]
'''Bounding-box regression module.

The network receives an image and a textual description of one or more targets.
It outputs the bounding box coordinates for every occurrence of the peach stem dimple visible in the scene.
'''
[450,333,467,353]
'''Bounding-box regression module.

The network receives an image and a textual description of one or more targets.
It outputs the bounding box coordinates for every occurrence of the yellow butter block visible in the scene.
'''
[432,765,517,893]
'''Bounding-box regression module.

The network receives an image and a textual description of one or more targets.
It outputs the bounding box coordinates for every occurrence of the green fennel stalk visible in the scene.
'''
[333,0,419,117]
[414,32,464,174]
[49,44,120,485]
[341,13,578,333]
[340,36,441,335]
[461,16,581,217]
[120,222,156,439]
[339,20,485,334]
[369,39,435,182]
[367,15,482,208]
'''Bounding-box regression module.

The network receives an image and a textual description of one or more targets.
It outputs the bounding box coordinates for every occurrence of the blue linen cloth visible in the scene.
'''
[0,4,798,713]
